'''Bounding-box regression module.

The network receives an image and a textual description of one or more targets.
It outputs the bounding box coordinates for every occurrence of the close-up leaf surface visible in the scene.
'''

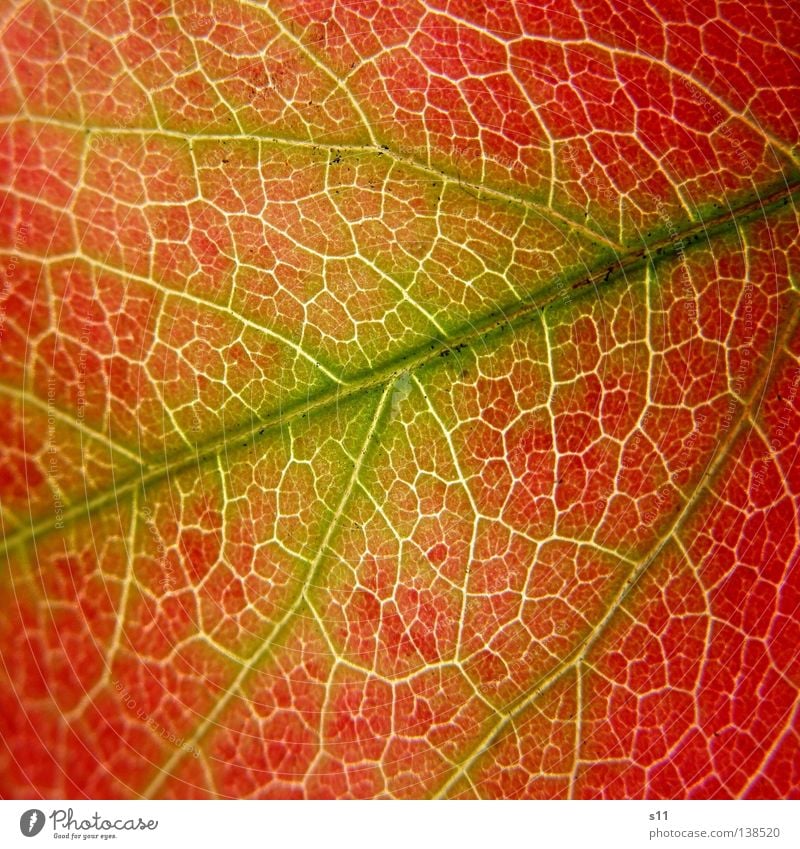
[0,0,799,799]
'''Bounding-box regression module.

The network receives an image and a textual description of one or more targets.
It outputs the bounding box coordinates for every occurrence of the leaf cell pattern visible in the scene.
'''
[0,0,799,799]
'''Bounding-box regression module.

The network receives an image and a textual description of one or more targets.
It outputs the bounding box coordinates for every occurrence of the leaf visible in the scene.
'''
[0,0,798,800]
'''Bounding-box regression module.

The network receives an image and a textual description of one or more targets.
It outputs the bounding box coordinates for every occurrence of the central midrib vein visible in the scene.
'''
[3,179,798,559]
